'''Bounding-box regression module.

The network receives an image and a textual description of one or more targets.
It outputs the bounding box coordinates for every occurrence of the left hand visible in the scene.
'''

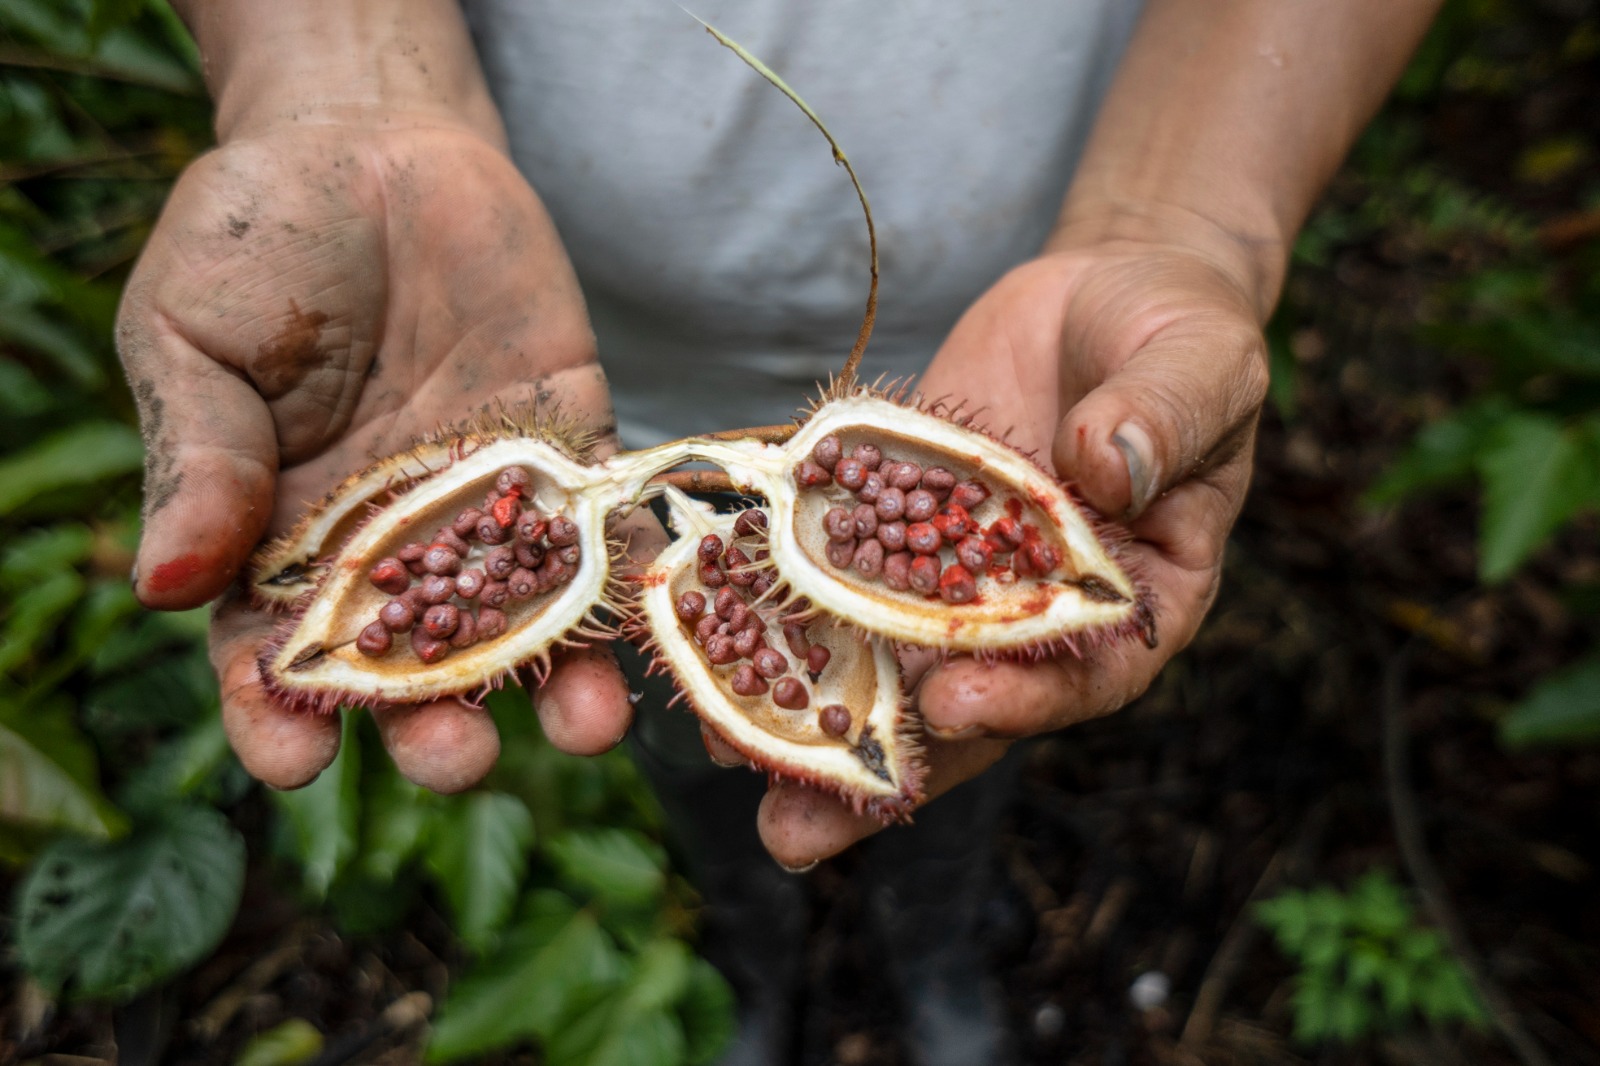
[752,216,1271,866]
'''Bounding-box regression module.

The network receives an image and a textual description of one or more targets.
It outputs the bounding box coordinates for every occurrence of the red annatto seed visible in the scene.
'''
[733,627,762,658]
[695,613,722,644]
[878,520,907,552]
[931,504,972,542]
[419,574,456,605]
[369,557,411,595]
[910,555,942,594]
[357,621,392,657]
[1024,539,1061,576]
[379,598,416,632]
[812,435,844,471]
[726,602,751,632]
[857,471,884,504]
[824,507,855,542]
[806,644,831,678]
[456,568,487,599]
[875,486,906,521]
[939,563,978,604]
[989,516,1025,549]
[905,522,942,555]
[410,627,450,663]
[449,610,478,648]
[753,647,788,680]
[949,479,991,511]
[706,634,739,665]
[920,466,956,499]
[714,586,740,619]
[480,580,509,607]
[819,704,851,737]
[547,515,580,546]
[476,514,512,545]
[956,536,993,573]
[508,567,538,599]
[834,457,867,491]
[733,509,768,537]
[485,545,517,580]
[491,494,521,529]
[883,551,913,591]
[850,443,882,471]
[852,503,879,539]
[433,527,471,556]
[783,622,810,658]
[516,511,548,544]
[852,538,885,577]
[496,466,533,496]
[423,544,462,576]
[904,489,938,522]
[826,538,857,568]
[555,544,581,566]
[725,547,756,587]
[795,459,834,488]
[732,664,769,696]
[750,573,774,598]
[537,556,574,590]
[452,508,485,538]
[477,607,508,640]
[515,540,545,569]
[699,562,728,588]
[773,677,809,710]
[423,603,460,638]
[398,542,428,575]
[888,461,922,491]
[675,590,707,622]
[698,534,725,563]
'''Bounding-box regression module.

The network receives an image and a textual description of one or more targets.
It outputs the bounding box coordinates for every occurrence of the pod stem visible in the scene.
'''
[694,16,878,400]
[647,468,742,495]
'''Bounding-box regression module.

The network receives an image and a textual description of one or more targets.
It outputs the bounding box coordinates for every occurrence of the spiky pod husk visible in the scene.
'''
[634,491,924,821]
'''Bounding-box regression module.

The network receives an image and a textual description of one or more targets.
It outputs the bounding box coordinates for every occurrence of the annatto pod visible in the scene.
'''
[635,489,921,819]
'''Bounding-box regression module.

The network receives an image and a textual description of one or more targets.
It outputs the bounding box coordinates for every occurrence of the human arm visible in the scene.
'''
[122,0,634,790]
[753,0,1444,864]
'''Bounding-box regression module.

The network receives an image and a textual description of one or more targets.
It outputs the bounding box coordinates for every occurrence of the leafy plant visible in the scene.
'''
[1255,869,1486,1044]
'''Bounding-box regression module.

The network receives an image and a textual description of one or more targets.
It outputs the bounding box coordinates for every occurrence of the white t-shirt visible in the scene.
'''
[463,1,1143,447]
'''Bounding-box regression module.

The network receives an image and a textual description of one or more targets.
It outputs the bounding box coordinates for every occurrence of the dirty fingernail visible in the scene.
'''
[779,859,819,874]
[1112,422,1155,517]
[924,721,984,741]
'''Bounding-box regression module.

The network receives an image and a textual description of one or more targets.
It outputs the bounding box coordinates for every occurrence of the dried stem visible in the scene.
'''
[695,423,799,445]
[647,468,742,495]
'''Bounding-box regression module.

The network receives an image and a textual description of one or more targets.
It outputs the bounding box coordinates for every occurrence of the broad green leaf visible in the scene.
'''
[234,1018,323,1066]
[0,305,105,389]
[1500,654,1600,747]
[272,713,360,897]
[545,828,667,910]
[0,524,94,589]
[679,958,735,1066]
[117,713,232,814]
[83,648,216,737]
[359,763,434,882]
[426,892,624,1064]
[14,803,244,1000]
[0,422,142,516]
[0,569,84,674]
[0,699,124,849]
[1347,870,1410,939]
[545,1003,685,1066]
[1476,412,1594,582]
[1365,400,1506,507]
[423,791,535,952]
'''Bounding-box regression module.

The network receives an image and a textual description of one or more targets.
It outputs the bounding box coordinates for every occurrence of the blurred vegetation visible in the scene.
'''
[0,2,730,1063]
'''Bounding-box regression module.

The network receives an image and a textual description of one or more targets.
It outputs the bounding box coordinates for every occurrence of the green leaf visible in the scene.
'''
[422,791,535,952]
[234,1018,324,1066]
[359,762,434,882]
[545,828,667,910]
[0,699,125,850]
[1365,400,1506,507]
[1348,870,1411,939]
[679,958,735,1066]
[1500,653,1600,747]
[118,713,232,814]
[426,891,625,1064]
[0,524,94,589]
[1477,412,1596,581]
[14,803,244,1001]
[0,422,142,516]
[0,569,85,675]
[272,713,360,898]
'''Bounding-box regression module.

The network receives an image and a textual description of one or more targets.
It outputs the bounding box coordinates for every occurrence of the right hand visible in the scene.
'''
[118,119,635,793]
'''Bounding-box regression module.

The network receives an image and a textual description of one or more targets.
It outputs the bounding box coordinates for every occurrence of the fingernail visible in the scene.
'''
[1112,422,1156,516]
[924,721,983,741]
[709,751,745,769]
[779,858,819,874]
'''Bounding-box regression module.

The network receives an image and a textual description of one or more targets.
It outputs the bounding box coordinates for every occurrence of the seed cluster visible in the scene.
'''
[800,436,1062,604]
[355,466,581,663]
[673,509,853,739]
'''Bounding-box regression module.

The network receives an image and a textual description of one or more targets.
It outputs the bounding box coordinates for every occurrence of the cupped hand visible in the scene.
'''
[754,222,1272,866]
[118,121,635,792]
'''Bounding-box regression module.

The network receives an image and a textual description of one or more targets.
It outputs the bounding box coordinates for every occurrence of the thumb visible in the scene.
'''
[119,311,279,609]
[1053,311,1267,520]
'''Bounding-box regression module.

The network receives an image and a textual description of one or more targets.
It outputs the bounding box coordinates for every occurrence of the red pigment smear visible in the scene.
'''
[1005,497,1023,520]
[148,553,205,593]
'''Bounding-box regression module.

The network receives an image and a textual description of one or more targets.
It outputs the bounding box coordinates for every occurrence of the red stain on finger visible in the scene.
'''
[148,553,206,592]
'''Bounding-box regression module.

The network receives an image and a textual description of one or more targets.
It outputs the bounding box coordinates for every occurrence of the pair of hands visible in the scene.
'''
[119,119,1268,868]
